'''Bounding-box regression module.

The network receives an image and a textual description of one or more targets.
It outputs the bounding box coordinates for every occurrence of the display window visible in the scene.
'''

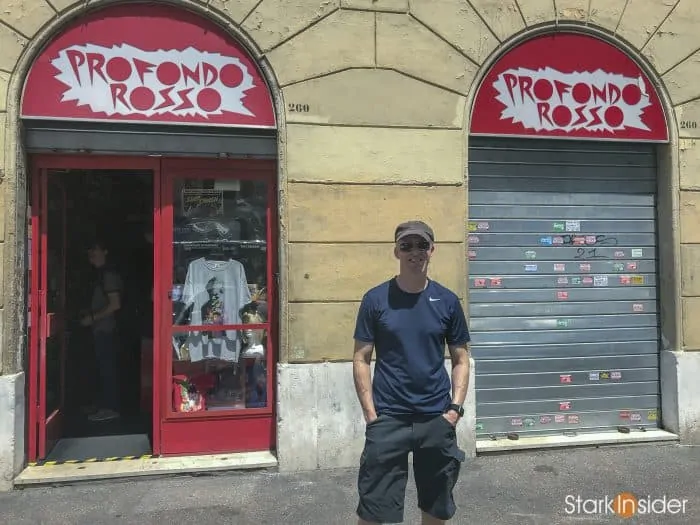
[161,160,276,425]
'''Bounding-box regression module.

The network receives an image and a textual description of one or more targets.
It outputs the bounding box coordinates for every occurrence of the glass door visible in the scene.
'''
[159,159,276,455]
[28,169,68,460]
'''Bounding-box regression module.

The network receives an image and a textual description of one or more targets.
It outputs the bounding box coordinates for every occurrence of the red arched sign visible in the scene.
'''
[21,4,275,128]
[470,33,667,142]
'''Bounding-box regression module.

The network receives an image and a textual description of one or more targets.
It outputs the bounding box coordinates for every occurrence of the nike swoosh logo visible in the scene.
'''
[429,297,440,302]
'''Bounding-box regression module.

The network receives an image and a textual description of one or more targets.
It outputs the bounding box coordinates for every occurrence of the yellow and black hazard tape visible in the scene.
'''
[28,454,153,467]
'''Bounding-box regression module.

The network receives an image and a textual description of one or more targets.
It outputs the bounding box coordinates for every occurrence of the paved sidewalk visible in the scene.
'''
[1,443,698,524]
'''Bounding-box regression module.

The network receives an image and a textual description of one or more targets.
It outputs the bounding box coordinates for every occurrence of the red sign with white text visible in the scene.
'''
[470,33,667,142]
[21,4,275,128]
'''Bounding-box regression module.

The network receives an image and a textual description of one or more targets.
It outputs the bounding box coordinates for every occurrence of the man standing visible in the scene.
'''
[80,240,123,422]
[353,221,471,525]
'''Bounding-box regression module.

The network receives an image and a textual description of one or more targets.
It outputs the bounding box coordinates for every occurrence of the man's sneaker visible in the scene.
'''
[88,409,120,422]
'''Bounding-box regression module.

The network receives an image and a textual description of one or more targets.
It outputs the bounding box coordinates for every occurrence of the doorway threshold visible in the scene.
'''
[476,429,679,453]
[14,450,278,487]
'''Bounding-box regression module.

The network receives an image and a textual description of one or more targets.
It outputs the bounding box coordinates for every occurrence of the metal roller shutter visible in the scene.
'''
[467,137,660,440]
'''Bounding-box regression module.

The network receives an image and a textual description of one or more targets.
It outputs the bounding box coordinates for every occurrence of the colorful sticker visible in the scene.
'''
[579,263,591,272]
[468,222,477,232]
[589,372,600,381]
[489,277,502,287]
[647,410,658,421]
[477,222,490,231]
[583,277,593,285]
[557,319,570,328]
[633,303,644,312]
[525,250,537,259]
[568,415,580,424]
[523,418,536,427]
[557,277,569,285]
[614,251,625,258]
[555,414,566,423]
[613,263,625,272]
[554,264,566,272]
[557,291,569,300]
[540,236,553,246]
[611,371,622,380]
[468,250,477,260]
[560,374,572,383]
[553,222,565,232]
[619,411,631,419]
[468,235,479,244]
[525,264,538,272]
[626,262,637,271]
[585,235,597,245]
[632,275,645,285]
[631,248,643,258]
[559,401,571,411]
[571,277,582,285]
[631,413,642,422]
[511,417,523,427]
[566,220,581,232]
[553,236,564,245]
[474,278,487,288]
[573,236,586,246]
[594,275,608,287]
[620,276,632,285]
[600,371,610,380]
[540,416,553,424]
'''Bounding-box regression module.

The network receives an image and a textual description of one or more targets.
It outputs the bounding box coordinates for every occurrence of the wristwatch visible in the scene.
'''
[446,403,464,418]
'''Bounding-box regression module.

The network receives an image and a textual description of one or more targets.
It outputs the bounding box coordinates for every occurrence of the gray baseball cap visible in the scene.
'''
[394,220,435,244]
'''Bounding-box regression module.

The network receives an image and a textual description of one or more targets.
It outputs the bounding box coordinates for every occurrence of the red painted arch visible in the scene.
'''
[470,32,668,142]
[21,3,275,128]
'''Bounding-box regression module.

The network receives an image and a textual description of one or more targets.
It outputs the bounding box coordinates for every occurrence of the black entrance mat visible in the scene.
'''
[45,434,152,462]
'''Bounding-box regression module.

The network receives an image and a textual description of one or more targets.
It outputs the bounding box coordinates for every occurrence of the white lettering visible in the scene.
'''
[564,494,577,515]
[493,67,651,133]
[51,43,256,118]
[566,494,689,516]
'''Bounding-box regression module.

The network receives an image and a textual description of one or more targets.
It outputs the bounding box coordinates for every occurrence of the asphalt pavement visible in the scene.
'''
[1,443,698,524]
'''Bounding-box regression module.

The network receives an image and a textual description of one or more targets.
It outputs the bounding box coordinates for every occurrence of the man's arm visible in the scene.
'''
[82,271,122,326]
[353,340,376,423]
[448,343,470,407]
[444,295,471,424]
[91,291,121,321]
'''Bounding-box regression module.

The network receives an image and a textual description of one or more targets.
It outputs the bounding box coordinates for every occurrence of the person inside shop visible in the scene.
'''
[79,239,123,422]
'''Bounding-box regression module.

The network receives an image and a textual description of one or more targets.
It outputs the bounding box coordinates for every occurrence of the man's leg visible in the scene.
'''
[92,331,120,415]
[413,416,466,523]
[357,416,412,524]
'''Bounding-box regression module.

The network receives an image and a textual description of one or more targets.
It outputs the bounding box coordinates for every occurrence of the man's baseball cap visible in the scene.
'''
[394,220,435,244]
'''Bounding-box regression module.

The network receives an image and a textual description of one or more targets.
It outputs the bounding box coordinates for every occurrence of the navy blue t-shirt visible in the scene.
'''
[354,278,471,416]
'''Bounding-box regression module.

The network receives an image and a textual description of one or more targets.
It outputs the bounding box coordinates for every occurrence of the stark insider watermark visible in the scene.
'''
[565,492,688,518]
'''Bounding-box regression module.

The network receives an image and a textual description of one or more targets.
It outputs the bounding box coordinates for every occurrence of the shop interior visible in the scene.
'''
[33,169,271,461]
[41,169,155,461]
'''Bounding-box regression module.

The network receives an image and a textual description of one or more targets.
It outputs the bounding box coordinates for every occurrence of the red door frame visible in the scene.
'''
[159,158,278,455]
[28,155,162,460]
[27,154,279,460]
[28,168,69,460]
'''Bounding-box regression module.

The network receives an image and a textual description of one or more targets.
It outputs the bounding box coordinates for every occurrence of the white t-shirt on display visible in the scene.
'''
[176,257,252,362]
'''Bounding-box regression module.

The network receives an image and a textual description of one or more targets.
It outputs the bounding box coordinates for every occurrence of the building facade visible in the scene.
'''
[1,0,700,490]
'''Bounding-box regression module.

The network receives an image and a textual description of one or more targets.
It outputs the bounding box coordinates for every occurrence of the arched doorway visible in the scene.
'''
[23,3,279,463]
[466,32,671,446]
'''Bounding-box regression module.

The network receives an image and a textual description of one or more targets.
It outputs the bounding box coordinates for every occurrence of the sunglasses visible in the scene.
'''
[398,240,431,252]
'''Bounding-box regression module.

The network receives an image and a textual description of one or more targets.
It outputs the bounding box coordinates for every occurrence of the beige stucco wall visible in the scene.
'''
[1,0,700,374]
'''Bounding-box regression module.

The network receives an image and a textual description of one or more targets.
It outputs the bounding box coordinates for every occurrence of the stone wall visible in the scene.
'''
[1,0,700,371]
[2,0,700,477]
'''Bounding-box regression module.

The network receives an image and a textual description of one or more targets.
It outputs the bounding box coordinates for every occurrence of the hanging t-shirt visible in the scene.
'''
[177,258,252,362]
